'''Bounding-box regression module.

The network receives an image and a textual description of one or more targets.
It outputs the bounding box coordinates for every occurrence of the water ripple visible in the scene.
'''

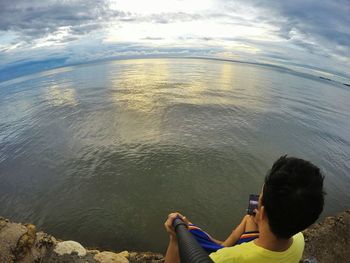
[0,58,349,252]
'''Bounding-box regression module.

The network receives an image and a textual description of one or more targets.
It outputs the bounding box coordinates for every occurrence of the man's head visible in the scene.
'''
[258,155,325,239]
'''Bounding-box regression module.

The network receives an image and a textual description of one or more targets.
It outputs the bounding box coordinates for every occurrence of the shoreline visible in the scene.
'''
[1,210,349,263]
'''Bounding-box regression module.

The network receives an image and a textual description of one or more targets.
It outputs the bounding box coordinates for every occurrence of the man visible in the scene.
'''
[164,156,325,263]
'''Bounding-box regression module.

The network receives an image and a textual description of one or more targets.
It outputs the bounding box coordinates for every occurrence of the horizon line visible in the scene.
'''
[0,55,349,87]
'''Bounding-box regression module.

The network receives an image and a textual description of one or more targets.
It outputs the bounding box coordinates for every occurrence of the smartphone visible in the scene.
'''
[247,194,259,215]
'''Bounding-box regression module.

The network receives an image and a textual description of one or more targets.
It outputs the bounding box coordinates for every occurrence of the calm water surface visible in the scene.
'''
[0,58,349,252]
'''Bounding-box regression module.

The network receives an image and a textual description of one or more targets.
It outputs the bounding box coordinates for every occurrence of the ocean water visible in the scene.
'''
[0,58,349,252]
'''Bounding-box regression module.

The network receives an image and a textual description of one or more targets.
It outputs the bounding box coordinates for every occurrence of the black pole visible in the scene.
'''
[173,218,214,263]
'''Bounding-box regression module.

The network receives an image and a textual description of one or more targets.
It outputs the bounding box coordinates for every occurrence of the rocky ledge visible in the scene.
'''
[0,218,163,263]
[302,210,350,262]
[0,210,349,263]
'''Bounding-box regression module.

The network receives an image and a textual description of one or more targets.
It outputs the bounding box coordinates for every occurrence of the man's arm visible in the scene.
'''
[165,235,180,263]
[222,214,258,247]
[164,212,189,263]
[221,215,247,247]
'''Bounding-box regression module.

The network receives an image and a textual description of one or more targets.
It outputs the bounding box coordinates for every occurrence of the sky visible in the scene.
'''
[0,0,349,82]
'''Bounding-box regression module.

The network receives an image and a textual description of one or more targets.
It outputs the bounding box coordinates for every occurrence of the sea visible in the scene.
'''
[0,58,349,252]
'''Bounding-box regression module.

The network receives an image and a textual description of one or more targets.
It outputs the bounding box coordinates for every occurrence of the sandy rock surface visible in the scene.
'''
[94,251,129,263]
[0,218,28,263]
[54,240,87,257]
[302,210,350,263]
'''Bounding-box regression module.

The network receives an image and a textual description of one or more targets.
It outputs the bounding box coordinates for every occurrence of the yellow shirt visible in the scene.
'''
[209,232,304,263]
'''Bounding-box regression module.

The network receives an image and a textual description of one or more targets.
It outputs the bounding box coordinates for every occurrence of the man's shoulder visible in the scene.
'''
[292,232,305,251]
[293,232,304,241]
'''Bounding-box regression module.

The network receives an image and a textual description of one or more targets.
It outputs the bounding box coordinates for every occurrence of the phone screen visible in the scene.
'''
[247,194,259,215]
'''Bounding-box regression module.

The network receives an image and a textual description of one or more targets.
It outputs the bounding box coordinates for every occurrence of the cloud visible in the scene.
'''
[214,0,350,77]
[0,0,127,41]
[0,0,349,82]
[0,0,204,41]
[148,12,202,24]
[142,37,164,40]
[223,0,350,54]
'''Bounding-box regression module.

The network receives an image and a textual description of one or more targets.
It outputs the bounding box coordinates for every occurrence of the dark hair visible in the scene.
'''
[262,155,325,239]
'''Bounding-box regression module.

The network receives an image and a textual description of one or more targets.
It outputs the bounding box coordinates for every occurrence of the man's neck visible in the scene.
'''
[254,226,293,252]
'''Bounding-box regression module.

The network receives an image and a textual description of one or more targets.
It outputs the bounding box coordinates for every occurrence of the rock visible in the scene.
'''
[94,251,129,263]
[43,251,97,263]
[35,231,57,248]
[28,232,57,262]
[1,210,350,263]
[13,224,37,261]
[118,251,129,258]
[54,240,87,257]
[302,210,350,263]
[87,249,101,254]
[0,218,28,263]
[128,252,164,263]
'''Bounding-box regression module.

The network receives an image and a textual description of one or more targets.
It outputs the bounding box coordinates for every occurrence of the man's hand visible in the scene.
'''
[164,212,189,238]
[253,209,259,224]
[164,212,189,263]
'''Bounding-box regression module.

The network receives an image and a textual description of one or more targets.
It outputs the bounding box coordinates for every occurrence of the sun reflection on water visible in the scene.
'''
[107,58,266,112]
[46,84,78,107]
